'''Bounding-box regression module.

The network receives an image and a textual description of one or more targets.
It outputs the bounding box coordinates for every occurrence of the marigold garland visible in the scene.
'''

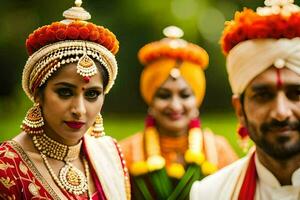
[221,8,300,55]
[138,39,209,68]
[26,21,119,56]
[129,115,218,179]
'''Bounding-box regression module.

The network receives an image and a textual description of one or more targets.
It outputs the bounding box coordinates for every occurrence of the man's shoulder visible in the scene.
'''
[190,156,249,200]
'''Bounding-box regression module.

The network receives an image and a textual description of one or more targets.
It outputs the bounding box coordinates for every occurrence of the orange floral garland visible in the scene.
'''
[221,8,300,55]
[26,21,119,55]
[138,40,209,69]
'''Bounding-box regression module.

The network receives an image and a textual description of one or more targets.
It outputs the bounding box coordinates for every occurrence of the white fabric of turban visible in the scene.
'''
[227,38,300,96]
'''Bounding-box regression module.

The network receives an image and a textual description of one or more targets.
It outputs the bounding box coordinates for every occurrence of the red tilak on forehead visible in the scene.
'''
[276,68,283,89]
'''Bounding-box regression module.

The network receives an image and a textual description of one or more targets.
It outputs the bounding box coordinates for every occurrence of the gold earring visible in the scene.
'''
[21,103,44,135]
[90,113,105,137]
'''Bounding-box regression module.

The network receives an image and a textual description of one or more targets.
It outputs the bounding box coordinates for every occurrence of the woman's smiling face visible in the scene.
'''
[150,76,198,135]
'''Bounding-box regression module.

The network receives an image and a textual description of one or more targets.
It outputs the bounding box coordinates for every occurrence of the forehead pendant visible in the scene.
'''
[63,1,97,83]
[77,52,97,83]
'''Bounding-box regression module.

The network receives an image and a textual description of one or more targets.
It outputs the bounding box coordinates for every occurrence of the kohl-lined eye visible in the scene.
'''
[56,87,73,98]
[85,89,101,100]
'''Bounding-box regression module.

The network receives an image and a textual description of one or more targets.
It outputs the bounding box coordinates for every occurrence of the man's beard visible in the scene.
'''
[247,119,300,160]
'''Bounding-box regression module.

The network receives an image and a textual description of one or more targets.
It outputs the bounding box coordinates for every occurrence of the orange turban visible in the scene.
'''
[139,26,209,106]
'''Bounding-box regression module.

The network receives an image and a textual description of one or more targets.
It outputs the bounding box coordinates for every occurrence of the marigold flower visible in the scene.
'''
[90,30,100,41]
[130,161,149,176]
[79,27,90,39]
[221,7,300,54]
[184,150,205,166]
[166,163,185,179]
[55,29,67,41]
[25,21,119,55]
[66,26,79,39]
[147,155,166,172]
[45,29,56,42]
[138,40,208,68]
[201,161,217,175]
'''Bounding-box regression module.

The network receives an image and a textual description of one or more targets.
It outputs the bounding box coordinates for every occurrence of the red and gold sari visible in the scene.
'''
[0,135,130,200]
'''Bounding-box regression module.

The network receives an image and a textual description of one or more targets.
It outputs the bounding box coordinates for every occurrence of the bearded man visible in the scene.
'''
[190,0,300,199]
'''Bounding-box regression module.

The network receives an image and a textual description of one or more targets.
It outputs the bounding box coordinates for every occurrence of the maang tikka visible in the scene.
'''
[77,45,98,82]
[21,103,44,135]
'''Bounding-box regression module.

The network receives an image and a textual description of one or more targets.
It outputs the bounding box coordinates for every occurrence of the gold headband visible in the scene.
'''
[22,0,119,101]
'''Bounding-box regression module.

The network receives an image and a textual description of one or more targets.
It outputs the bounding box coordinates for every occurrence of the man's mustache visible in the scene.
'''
[261,119,300,133]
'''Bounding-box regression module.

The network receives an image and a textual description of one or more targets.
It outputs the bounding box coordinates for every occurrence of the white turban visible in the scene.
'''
[227,38,300,96]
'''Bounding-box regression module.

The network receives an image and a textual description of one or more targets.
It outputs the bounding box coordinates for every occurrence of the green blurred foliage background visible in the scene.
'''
[1,0,295,156]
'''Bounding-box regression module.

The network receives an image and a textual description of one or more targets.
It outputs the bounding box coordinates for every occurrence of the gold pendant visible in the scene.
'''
[77,53,98,77]
[59,162,88,195]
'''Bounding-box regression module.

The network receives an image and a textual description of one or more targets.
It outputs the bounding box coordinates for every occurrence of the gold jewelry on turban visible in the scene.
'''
[22,0,119,101]
[221,0,300,95]
[139,26,209,106]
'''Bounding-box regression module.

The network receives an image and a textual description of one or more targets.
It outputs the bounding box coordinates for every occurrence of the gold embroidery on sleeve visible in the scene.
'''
[0,177,16,189]
[0,163,15,171]
[19,162,28,175]
[4,151,17,159]
[28,182,40,196]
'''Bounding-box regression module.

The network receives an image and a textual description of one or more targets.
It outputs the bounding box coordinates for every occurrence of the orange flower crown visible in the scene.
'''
[22,0,119,101]
[138,26,209,69]
[221,0,300,55]
[26,21,119,56]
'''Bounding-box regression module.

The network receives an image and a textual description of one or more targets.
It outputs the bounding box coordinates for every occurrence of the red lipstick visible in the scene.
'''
[65,121,85,129]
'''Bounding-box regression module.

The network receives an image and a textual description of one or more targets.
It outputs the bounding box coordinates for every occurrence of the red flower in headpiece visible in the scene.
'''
[55,29,67,40]
[38,33,48,46]
[90,30,100,41]
[79,27,90,39]
[46,29,56,42]
[66,26,79,39]
[26,21,119,55]
[247,20,270,39]
[221,7,300,54]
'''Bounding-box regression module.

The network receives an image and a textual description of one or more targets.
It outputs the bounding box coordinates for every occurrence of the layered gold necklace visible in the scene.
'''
[32,134,89,196]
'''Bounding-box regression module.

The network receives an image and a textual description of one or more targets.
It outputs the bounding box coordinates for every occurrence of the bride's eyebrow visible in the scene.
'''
[54,82,76,88]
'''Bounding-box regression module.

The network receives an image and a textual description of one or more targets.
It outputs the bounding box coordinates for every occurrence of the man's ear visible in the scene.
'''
[232,95,246,126]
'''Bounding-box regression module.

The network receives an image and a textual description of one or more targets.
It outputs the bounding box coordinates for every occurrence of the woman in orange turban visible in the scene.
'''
[120,26,238,199]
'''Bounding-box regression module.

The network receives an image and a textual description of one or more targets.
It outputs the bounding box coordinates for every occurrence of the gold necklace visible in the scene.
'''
[32,134,89,195]
[32,134,82,162]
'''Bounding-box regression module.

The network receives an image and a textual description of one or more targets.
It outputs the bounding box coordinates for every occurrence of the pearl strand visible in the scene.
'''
[40,153,89,196]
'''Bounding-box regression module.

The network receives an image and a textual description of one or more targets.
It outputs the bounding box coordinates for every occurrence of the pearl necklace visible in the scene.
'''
[32,134,89,196]
[32,134,82,162]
